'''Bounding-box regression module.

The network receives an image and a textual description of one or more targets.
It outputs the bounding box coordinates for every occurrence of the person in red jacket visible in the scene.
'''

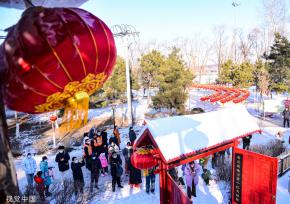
[34,171,45,201]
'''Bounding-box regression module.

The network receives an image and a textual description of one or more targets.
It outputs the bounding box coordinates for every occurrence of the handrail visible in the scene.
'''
[277,150,290,176]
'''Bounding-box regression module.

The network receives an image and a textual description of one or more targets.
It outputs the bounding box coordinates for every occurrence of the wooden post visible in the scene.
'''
[0,91,19,202]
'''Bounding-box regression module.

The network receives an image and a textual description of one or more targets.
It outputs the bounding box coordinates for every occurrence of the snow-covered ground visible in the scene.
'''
[12,88,290,204]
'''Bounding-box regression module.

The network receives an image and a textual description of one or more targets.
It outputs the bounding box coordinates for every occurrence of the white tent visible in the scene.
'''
[138,104,260,162]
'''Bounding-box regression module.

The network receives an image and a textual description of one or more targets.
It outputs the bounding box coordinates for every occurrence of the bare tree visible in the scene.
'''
[173,35,212,83]
[238,30,254,61]
[213,25,227,76]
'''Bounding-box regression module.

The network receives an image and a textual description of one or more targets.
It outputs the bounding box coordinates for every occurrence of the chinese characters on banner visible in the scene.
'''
[234,153,243,204]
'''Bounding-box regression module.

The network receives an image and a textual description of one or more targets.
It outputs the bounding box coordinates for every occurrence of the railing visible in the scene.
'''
[277,150,290,176]
[166,172,191,204]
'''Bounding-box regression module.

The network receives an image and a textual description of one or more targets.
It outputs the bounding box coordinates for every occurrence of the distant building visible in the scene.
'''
[192,64,218,84]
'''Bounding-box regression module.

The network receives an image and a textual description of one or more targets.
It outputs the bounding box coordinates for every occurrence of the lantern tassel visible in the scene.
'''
[58,91,89,134]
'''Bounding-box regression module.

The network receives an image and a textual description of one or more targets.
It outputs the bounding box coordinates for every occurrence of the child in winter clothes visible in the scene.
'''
[34,171,45,201]
[110,152,123,192]
[99,153,109,176]
[201,168,212,185]
[145,166,156,193]
[40,156,52,196]
[90,153,102,192]
[122,142,133,176]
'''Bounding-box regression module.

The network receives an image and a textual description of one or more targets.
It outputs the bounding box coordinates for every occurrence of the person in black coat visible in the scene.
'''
[90,152,102,192]
[101,128,109,159]
[128,156,142,187]
[71,157,85,196]
[242,135,252,150]
[55,146,70,180]
[83,139,92,170]
[122,142,133,176]
[129,127,137,144]
[110,152,123,192]
[89,126,96,139]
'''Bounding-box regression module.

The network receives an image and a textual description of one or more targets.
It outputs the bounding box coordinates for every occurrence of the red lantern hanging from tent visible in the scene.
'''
[0,7,116,131]
[131,147,158,170]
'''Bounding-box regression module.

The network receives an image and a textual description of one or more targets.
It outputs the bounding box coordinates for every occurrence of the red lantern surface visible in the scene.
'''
[1,7,116,114]
[50,115,57,122]
[131,149,158,170]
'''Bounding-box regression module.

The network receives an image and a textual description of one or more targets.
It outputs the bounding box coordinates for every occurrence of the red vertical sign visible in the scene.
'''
[232,148,278,204]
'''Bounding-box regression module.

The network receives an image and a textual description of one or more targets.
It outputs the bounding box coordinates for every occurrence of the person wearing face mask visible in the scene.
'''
[22,153,37,187]
[90,152,102,192]
[110,151,123,192]
[71,157,85,196]
[40,156,52,196]
[83,139,93,170]
[184,161,201,201]
[55,146,70,181]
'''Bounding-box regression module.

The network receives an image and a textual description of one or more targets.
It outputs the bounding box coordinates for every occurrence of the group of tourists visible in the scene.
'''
[22,125,157,201]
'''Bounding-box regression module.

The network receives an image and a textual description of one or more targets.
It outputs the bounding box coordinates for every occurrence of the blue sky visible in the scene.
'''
[0,0,266,43]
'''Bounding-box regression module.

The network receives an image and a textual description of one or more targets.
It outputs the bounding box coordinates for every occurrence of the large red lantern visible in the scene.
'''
[0,7,116,117]
[131,148,158,170]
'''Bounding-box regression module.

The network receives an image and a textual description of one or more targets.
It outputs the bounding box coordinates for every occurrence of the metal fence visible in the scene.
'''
[278,150,290,176]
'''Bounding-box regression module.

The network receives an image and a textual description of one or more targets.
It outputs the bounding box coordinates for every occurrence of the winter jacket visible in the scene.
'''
[83,144,92,158]
[242,135,252,145]
[110,155,122,177]
[113,129,121,145]
[108,143,120,154]
[184,162,201,187]
[91,156,102,173]
[101,130,108,146]
[128,158,142,184]
[71,160,85,182]
[22,157,37,175]
[91,136,104,154]
[89,127,95,139]
[55,152,70,172]
[283,109,290,119]
[99,153,108,168]
[34,176,45,192]
[201,169,211,181]
[40,161,52,186]
[129,129,137,143]
[122,146,133,161]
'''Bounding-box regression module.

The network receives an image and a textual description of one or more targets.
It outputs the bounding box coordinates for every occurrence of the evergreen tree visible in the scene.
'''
[140,50,165,102]
[218,60,254,88]
[264,33,290,92]
[218,59,236,84]
[103,57,139,101]
[232,61,254,87]
[152,48,193,111]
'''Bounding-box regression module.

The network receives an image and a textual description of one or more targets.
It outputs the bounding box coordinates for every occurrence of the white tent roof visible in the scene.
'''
[141,104,260,162]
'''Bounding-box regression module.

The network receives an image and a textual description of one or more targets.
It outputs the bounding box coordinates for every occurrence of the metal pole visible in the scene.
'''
[125,39,133,126]
[52,122,56,148]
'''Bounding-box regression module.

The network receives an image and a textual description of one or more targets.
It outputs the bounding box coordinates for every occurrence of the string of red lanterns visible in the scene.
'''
[192,84,250,104]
